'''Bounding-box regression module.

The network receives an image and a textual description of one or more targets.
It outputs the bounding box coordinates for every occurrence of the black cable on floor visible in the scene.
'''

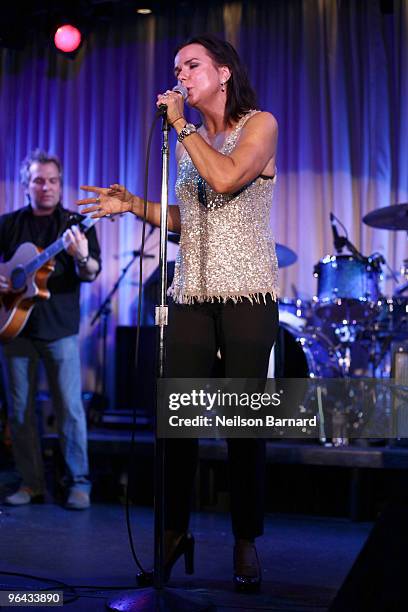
[0,571,329,610]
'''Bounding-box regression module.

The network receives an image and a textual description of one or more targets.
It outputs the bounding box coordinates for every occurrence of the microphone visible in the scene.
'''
[330,212,344,253]
[157,84,188,115]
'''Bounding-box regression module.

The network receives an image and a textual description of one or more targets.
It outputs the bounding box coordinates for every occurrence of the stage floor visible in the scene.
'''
[0,503,371,611]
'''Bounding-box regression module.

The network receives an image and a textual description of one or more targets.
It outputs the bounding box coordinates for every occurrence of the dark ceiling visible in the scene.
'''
[0,0,194,49]
[0,0,395,50]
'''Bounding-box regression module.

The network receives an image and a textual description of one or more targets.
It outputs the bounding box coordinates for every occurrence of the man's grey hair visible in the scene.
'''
[20,148,63,188]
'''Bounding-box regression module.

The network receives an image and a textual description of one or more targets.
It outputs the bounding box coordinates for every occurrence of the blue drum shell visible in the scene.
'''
[314,255,381,323]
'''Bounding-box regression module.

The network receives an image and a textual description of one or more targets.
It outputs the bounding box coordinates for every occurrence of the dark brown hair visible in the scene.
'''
[175,34,258,125]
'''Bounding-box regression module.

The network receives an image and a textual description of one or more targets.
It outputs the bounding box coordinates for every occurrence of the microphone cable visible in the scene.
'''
[331,212,349,239]
[124,110,164,577]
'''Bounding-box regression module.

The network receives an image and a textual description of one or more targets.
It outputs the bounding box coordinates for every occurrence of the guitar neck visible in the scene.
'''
[24,215,99,276]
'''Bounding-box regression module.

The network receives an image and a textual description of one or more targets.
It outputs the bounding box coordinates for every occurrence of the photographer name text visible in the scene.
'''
[167,415,318,428]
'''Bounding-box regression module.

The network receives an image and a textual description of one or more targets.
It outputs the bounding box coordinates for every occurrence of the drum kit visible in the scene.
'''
[276,203,408,381]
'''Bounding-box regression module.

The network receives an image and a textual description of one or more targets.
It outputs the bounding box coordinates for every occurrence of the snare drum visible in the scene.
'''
[314,255,381,323]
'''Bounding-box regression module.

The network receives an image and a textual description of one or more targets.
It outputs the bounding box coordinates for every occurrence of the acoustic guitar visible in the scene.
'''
[0,215,97,342]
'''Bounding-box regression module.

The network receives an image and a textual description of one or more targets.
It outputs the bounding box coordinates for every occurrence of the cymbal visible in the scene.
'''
[363,203,408,230]
[276,243,297,268]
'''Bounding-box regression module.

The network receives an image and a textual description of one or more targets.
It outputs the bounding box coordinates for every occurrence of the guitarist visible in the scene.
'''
[0,149,101,510]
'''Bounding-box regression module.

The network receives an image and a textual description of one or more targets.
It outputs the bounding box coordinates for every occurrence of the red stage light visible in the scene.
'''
[54,25,82,53]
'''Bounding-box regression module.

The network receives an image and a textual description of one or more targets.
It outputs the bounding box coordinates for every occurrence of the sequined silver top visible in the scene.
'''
[168,110,279,304]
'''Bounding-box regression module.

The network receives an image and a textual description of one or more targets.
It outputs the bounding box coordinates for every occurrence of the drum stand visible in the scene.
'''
[334,323,357,376]
[395,257,408,295]
[329,323,359,446]
[333,336,352,446]
[329,318,391,446]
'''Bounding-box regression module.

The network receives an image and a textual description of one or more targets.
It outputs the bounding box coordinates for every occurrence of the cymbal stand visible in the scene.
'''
[90,250,143,417]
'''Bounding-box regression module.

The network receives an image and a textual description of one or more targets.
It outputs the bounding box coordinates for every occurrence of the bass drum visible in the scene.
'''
[272,323,343,378]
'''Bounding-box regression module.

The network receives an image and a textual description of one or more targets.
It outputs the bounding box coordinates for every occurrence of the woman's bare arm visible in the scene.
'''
[172,112,278,194]
[77,184,181,234]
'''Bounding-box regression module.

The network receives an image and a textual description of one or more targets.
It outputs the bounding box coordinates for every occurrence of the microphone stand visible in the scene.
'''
[335,235,367,263]
[108,115,211,610]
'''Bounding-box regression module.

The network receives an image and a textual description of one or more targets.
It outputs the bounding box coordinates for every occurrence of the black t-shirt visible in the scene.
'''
[0,204,101,341]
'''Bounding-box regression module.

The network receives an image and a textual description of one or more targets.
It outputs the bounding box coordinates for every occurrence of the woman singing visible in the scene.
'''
[78,34,279,592]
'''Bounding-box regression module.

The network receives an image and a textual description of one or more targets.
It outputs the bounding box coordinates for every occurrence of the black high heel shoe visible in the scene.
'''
[233,539,262,593]
[164,532,195,582]
[136,532,195,586]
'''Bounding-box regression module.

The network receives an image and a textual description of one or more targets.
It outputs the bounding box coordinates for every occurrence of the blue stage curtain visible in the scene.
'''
[0,0,407,400]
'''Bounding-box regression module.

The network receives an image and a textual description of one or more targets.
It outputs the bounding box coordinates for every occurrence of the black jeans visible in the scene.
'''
[164,295,279,539]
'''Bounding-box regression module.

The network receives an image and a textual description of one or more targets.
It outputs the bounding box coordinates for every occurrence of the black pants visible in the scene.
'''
[164,295,279,539]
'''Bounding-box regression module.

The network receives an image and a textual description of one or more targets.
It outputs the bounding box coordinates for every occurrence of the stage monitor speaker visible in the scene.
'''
[115,326,156,422]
